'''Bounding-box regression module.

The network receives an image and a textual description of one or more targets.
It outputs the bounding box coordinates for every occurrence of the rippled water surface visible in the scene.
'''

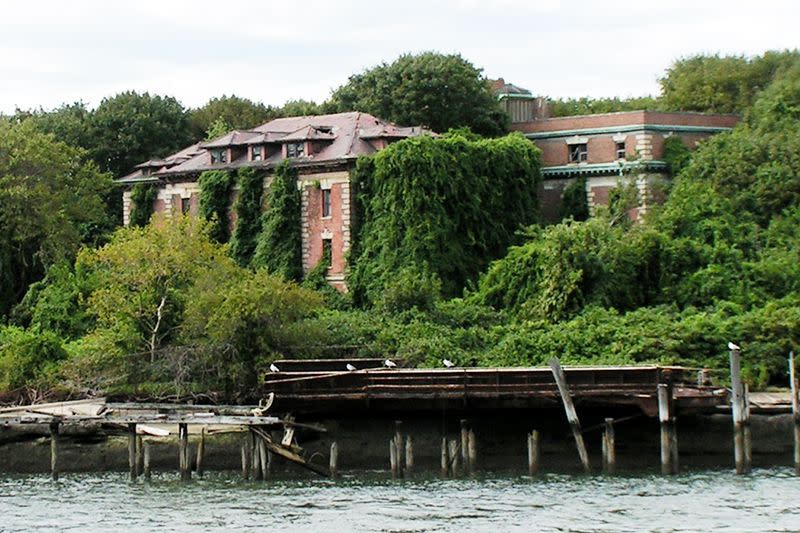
[1,468,798,532]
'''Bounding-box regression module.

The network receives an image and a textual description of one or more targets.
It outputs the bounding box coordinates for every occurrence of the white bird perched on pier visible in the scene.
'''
[269,363,280,373]
[346,363,357,371]
[728,341,741,351]
[442,359,455,368]
[384,359,397,368]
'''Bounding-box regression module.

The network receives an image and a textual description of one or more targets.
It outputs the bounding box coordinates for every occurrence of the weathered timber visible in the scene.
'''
[241,438,249,480]
[448,439,460,476]
[549,358,591,473]
[405,436,414,473]
[49,421,59,481]
[440,437,448,477]
[143,441,152,480]
[791,351,800,474]
[128,423,137,480]
[389,439,398,479]
[135,435,144,477]
[257,438,268,482]
[250,427,330,477]
[394,420,404,477]
[527,430,540,476]
[729,345,751,474]
[178,423,190,481]
[658,384,678,475]
[251,430,262,481]
[603,418,616,474]
[196,427,206,477]
[330,441,339,477]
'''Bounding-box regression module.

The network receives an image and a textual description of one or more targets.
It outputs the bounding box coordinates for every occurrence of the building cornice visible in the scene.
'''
[525,124,733,140]
[542,160,667,178]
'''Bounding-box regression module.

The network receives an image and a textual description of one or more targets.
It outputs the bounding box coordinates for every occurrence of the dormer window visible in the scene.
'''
[569,144,588,163]
[210,149,227,164]
[251,146,263,161]
[615,142,626,160]
[286,142,305,158]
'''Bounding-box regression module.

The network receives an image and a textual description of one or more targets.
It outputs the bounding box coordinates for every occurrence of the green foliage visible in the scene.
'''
[659,50,799,113]
[377,266,441,315]
[89,91,193,178]
[662,136,692,176]
[229,168,265,266]
[349,132,541,305]
[189,95,276,141]
[129,183,159,227]
[558,177,589,222]
[198,170,234,243]
[253,161,303,280]
[0,326,67,392]
[0,120,113,317]
[204,117,233,141]
[329,52,508,136]
[549,96,659,117]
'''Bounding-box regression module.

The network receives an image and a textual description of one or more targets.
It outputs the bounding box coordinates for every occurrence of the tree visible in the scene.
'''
[0,120,113,317]
[189,95,276,141]
[12,101,93,150]
[328,52,508,136]
[89,91,192,178]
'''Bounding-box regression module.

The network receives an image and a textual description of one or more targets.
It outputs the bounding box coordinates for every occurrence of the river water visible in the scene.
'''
[0,468,798,532]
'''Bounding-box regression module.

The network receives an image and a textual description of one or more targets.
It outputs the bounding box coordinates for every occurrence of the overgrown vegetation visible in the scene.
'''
[129,183,158,227]
[229,167,265,266]
[198,170,234,243]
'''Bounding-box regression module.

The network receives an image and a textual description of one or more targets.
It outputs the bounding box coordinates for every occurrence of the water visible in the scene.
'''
[1,469,798,532]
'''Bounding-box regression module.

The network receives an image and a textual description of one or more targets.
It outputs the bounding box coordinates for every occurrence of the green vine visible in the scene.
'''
[198,170,233,243]
[129,183,158,227]
[230,167,265,266]
[559,177,589,222]
[252,161,302,281]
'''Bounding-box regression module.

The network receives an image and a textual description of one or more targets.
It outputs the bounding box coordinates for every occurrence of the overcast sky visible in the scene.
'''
[0,0,797,114]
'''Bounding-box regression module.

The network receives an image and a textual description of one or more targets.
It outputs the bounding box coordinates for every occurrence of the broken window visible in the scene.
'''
[569,143,588,163]
[210,149,227,164]
[287,142,305,158]
[322,188,332,218]
[615,141,626,160]
[251,146,263,161]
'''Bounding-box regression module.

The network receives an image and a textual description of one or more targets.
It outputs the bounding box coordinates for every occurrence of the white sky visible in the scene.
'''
[0,0,797,114]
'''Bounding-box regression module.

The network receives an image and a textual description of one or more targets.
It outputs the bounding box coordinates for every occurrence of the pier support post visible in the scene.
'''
[405,436,414,474]
[729,344,751,474]
[394,421,405,478]
[467,429,477,474]
[196,427,206,478]
[251,430,262,481]
[527,430,540,476]
[602,418,616,474]
[329,441,339,478]
[135,435,143,477]
[241,437,249,480]
[143,441,152,480]
[658,384,678,475]
[389,438,398,478]
[440,437,449,477]
[49,421,59,481]
[178,423,191,481]
[128,423,138,481]
[257,437,268,482]
[791,351,800,475]
[448,438,461,477]
[549,357,591,473]
[460,420,470,473]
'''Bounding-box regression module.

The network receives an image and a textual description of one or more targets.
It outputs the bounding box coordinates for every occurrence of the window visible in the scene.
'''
[286,142,305,158]
[569,143,588,163]
[615,142,626,160]
[322,188,332,218]
[251,146,262,161]
[181,197,191,215]
[321,238,332,269]
[210,149,227,164]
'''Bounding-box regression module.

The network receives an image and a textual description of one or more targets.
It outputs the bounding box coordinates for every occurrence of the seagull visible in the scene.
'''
[728,342,741,351]
[269,363,280,373]
[346,363,357,371]
[442,359,455,368]
[384,359,397,368]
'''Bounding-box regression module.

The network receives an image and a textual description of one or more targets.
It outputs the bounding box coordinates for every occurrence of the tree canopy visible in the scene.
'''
[328,52,508,136]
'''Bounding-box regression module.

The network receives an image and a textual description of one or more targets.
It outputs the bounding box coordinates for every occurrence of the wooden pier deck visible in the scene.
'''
[262,363,728,416]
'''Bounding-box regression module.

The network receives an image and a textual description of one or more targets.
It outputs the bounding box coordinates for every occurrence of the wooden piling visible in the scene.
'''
[440,437,449,477]
[467,429,477,474]
[658,383,678,475]
[729,344,751,474]
[241,438,249,480]
[394,420,404,477]
[196,427,206,477]
[448,438,461,477]
[49,421,59,481]
[329,441,339,478]
[527,430,540,476]
[603,418,616,474]
[251,430,262,481]
[548,357,591,473]
[143,441,152,480]
[460,419,470,473]
[128,423,138,481]
[389,438,398,478]
[405,436,414,474]
[257,438,268,481]
[791,351,800,474]
[178,423,190,481]
[135,435,144,477]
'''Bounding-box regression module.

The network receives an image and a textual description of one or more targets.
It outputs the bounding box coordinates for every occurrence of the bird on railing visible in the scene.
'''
[442,359,455,368]
[346,363,357,371]
[269,363,280,373]
[384,359,397,368]
[728,342,741,351]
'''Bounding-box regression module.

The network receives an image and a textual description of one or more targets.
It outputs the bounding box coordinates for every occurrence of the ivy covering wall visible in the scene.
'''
[252,161,303,281]
[129,183,158,227]
[198,170,233,242]
[229,167,265,266]
[348,132,542,305]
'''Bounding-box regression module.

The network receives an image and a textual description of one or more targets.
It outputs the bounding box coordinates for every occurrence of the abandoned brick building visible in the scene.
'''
[119,89,738,288]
